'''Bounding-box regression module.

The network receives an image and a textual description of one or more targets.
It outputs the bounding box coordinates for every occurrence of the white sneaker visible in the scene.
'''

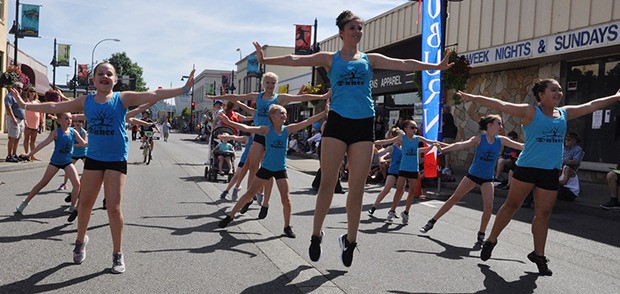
[256,193,264,206]
[111,252,126,274]
[66,205,75,213]
[16,201,28,214]
[73,235,89,264]
[386,211,397,223]
[400,211,409,225]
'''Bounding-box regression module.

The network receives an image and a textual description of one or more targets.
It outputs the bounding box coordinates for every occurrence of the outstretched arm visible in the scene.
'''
[375,135,400,146]
[457,91,535,124]
[499,136,524,151]
[218,134,248,143]
[233,100,256,115]
[11,88,84,114]
[121,69,195,108]
[219,113,267,135]
[279,90,331,106]
[28,131,56,157]
[127,101,156,118]
[564,89,620,120]
[368,50,453,72]
[253,41,333,68]
[206,92,258,102]
[286,106,329,134]
[74,130,88,147]
[437,135,478,153]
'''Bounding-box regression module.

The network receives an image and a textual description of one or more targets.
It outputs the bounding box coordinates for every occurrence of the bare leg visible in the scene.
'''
[607,171,618,199]
[486,178,534,242]
[229,177,267,217]
[275,178,291,227]
[343,141,374,242]
[312,138,347,237]
[478,182,495,233]
[403,178,418,213]
[388,177,407,211]
[262,177,274,207]
[372,175,397,208]
[63,164,81,207]
[76,170,104,243]
[431,176,477,221]
[103,170,126,253]
[24,165,60,203]
[531,188,557,255]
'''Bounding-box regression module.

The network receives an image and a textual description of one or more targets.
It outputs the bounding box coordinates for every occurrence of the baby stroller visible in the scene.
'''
[204,126,236,183]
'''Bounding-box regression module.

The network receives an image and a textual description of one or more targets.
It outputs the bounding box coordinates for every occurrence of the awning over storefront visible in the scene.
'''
[19,64,52,95]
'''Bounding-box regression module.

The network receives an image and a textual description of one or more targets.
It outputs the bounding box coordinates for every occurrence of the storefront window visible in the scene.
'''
[565,56,620,164]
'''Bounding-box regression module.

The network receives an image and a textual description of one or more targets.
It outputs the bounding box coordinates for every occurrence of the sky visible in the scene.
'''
[9,0,406,91]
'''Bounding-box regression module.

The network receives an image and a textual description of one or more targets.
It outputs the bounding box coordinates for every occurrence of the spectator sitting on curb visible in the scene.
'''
[600,164,620,210]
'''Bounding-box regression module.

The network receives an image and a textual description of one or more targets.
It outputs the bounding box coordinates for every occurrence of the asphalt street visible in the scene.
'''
[0,132,618,293]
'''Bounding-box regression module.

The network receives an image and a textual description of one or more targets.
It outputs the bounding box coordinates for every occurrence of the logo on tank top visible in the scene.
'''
[59,141,72,154]
[478,149,495,162]
[257,106,269,118]
[89,111,116,136]
[269,139,286,150]
[336,69,367,87]
[404,147,417,156]
[536,127,564,143]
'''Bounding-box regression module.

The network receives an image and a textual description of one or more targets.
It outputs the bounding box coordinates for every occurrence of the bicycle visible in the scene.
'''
[142,131,154,165]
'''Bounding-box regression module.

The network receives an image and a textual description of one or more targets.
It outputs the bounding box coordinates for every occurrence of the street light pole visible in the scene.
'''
[73,57,78,98]
[182,64,195,133]
[90,38,120,82]
[236,48,242,61]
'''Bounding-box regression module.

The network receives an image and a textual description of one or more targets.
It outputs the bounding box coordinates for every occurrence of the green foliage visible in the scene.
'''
[106,52,148,91]
[303,84,324,105]
[414,50,471,105]
[181,107,191,118]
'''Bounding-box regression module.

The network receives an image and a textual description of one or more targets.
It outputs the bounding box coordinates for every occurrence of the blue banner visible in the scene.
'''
[421,0,444,178]
[21,4,41,38]
[247,55,260,77]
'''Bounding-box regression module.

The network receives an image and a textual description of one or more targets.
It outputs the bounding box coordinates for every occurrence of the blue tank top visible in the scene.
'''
[239,136,253,164]
[261,126,288,172]
[327,51,374,119]
[516,107,567,170]
[399,135,420,172]
[468,134,502,180]
[84,92,129,161]
[387,145,402,175]
[50,127,75,165]
[72,128,87,157]
[253,93,278,127]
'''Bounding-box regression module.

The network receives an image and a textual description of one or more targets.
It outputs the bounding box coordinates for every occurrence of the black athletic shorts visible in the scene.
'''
[72,156,87,160]
[465,173,493,185]
[84,157,128,175]
[256,167,287,180]
[323,111,374,145]
[253,134,266,147]
[238,161,245,168]
[50,162,71,169]
[398,170,419,179]
[512,165,560,191]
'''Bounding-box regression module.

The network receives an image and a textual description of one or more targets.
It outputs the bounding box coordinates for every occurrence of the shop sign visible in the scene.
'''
[463,21,619,67]
[370,71,415,95]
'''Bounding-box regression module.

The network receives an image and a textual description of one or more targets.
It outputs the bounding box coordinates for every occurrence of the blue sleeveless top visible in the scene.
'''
[253,93,278,127]
[468,134,502,180]
[72,128,87,157]
[327,51,374,119]
[84,92,128,161]
[516,107,567,170]
[50,127,75,165]
[399,135,420,172]
[387,144,402,175]
[239,136,253,164]
[261,126,288,172]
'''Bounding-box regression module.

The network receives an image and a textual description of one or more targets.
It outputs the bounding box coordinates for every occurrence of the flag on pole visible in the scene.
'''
[20,4,41,37]
[247,55,260,77]
[421,0,444,178]
[295,25,312,55]
[57,44,71,66]
[78,64,89,80]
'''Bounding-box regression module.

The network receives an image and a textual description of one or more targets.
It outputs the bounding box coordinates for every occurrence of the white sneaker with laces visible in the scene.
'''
[16,201,28,214]
[111,252,125,274]
[386,211,397,223]
[400,211,409,224]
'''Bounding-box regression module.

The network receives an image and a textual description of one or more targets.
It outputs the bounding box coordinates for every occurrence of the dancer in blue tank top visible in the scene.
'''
[61,119,88,192]
[420,115,522,245]
[15,113,87,218]
[375,120,441,224]
[253,10,453,267]
[208,73,329,218]
[218,104,329,239]
[367,127,404,216]
[12,63,195,274]
[218,134,253,200]
[458,80,620,276]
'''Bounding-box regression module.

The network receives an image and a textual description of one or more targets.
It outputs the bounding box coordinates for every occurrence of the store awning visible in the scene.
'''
[19,64,52,95]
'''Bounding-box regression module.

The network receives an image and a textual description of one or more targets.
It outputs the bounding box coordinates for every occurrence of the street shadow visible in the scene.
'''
[1,206,71,224]
[0,223,108,244]
[293,206,347,217]
[240,265,346,294]
[175,162,207,167]
[397,235,525,264]
[0,262,108,293]
[179,175,206,182]
[290,188,317,196]
[15,189,64,196]
[474,264,539,294]
[358,222,412,236]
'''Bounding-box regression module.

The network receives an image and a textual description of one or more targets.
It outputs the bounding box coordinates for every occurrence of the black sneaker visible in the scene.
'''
[239,201,252,214]
[527,251,552,276]
[102,198,106,210]
[258,206,269,219]
[480,240,497,261]
[477,232,485,244]
[64,194,72,203]
[367,206,376,215]
[600,198,620,210]
[309,231,324,262]
[338,234,357,267]
[420,219,436,233]
[283,226,296,238]
[218,215,233,228]
[67,209,78,223]
[220,191,228,199]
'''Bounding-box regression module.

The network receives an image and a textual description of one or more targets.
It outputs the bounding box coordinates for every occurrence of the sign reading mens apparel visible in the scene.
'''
[420,0,443,178]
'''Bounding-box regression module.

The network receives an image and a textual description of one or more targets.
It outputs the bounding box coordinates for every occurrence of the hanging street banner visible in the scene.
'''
[295,25,312,55]
[78,64,89,80]
[206,83,215,95]
[421,0,443,178]
[57,44,71,67]
[221,74,231,92]
[247,55,260,77]
[20,4,41,37]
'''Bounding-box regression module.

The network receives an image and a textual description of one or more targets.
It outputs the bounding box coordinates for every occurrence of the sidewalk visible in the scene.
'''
[0,132,54,174]
[285,152,618,219]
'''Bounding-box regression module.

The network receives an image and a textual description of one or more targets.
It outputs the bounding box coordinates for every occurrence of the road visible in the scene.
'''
[1,132,619,293]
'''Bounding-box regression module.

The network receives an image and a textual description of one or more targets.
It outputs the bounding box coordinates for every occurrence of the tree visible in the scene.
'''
[106,52,148,92]
[181,107,191,118]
